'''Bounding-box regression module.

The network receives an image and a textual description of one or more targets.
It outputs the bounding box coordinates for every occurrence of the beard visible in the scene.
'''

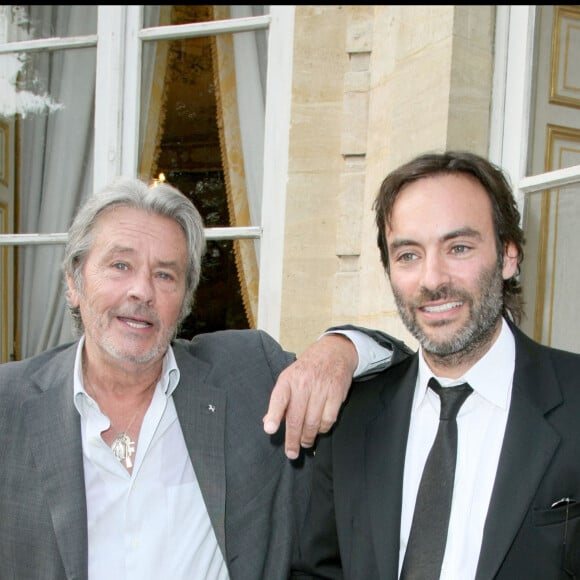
[82,300,178,365]
[392,259,504,362]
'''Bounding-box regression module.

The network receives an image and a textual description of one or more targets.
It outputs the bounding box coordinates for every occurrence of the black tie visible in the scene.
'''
[400,378,473,580]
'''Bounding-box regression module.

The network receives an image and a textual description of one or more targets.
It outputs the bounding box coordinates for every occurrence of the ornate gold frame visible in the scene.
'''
[550,5,580,109]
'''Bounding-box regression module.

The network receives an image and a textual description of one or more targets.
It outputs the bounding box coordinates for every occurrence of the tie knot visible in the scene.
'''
[428,378,473,421]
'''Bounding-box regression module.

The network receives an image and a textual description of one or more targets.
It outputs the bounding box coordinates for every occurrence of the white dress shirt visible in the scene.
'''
[73,331,389,579]
[73,338,229,580]
[399,318,515,579]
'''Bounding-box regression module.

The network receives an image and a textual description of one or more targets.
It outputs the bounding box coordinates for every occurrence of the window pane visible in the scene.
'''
[528,6,580,175]
[164,170,251,337]
[522,5,580,353]
[0,5,97,41]
[143,4,268,25]
[139,6,267,335]
[187,239,251,335]
[521,184,580,353]
[4,5,98,359]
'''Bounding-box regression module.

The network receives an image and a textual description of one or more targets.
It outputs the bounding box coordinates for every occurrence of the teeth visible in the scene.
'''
[126,320,149,328]
[423,301,462,313]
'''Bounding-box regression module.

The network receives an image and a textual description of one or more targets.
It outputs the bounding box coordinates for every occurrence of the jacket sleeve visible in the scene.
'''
[325,324,414,379]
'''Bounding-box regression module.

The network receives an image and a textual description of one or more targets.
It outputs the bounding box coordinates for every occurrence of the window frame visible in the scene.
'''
[491,4,580,349]
[0,5,295,339]
[491,5,580,205]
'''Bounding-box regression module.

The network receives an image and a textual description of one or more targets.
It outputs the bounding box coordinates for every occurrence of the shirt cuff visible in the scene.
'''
[324,329,393,377]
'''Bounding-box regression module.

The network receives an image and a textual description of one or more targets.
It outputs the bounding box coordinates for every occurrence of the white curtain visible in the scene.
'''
[18,5,96,357]
[212,5,268,326]
[16,4,266,354]
[229,4,268,248]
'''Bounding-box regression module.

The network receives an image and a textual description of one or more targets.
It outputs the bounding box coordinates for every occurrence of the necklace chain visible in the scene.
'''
[84,374,158,469]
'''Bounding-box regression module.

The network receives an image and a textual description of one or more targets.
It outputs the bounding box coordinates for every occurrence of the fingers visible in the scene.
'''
[283,376,345,456]
[264,333,358,459]
[263,378,291,435]
[317,397,342,434]
[295,390,325,449]
[281,386,309,459]
[263,375,346,460]
[263,367,310,459]
[297,379,344,446]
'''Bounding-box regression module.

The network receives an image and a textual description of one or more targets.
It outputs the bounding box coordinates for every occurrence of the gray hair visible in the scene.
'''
[63,176,206,336]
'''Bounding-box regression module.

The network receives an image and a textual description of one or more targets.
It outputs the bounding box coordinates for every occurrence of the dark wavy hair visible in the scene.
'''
[373,151,525,324]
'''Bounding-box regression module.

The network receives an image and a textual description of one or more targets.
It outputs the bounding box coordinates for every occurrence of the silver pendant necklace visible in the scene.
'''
[84,374,157,470]
[111,418,139,469]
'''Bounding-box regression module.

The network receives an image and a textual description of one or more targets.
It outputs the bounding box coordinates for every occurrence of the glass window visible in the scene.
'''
[0,5,97,40]
[495,5,580,353]
[0,5,98,360]
[137,5,267,335]
[0,5,283,362]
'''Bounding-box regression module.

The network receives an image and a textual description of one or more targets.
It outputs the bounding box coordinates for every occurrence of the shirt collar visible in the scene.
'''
[73,337,180,410]
[415,317,515,410]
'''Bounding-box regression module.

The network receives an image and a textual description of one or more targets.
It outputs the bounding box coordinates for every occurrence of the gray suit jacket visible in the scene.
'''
[0,327,410,580]
[292,323,580,579]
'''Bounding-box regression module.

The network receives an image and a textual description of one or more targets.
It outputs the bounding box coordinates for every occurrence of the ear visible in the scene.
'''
[502,241,519,280]
[66,272,80,307]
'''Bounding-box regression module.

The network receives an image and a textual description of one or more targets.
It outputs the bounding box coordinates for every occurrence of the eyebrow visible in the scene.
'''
[103,245,158,265]
[389,227,483,250]
[440,227,482,242]
[156,260,184,273]
[102,245,134,259]
[103,246,183,271]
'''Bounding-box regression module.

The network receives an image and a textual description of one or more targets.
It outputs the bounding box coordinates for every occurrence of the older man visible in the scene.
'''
[0,176,408,580]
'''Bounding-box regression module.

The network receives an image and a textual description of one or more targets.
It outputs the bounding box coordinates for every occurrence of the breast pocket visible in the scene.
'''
[533,500,580,577]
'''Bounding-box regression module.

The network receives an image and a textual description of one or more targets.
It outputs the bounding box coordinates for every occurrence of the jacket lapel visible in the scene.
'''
[172,345,228,558]
[475,327,561,580]
[25,343,88,580]
[366,357,418,580]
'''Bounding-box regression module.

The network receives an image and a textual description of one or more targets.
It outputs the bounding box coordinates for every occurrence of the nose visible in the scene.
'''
[128,269,155,304]
[420,251,450,291]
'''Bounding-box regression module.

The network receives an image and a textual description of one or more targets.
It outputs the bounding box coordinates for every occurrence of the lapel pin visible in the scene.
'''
[208,404,216,413]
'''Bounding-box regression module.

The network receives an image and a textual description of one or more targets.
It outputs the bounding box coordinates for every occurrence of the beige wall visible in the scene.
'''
[281,5,495,354]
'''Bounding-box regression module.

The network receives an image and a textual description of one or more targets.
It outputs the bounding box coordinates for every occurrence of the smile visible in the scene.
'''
[422,301,463,313]
[121,318,152,328]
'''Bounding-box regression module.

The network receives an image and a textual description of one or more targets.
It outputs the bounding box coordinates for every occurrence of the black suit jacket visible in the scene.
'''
[292,323,580,579]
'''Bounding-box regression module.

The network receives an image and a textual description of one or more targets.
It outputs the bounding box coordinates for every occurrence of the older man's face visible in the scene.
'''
[67,206,188,369]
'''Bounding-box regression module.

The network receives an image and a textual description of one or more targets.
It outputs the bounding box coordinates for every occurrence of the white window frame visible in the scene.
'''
[0,5,295,339]
[491,5,580,208]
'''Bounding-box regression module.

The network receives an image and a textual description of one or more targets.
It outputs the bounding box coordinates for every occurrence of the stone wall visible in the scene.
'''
[281,5,495,354]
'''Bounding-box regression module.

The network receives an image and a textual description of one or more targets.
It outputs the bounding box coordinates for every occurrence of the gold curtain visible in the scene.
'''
[210,4,259,327]
[138,5,258,328]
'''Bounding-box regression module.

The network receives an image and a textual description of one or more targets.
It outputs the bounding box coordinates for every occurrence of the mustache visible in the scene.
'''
[416,284,469,304]
[111,305,160,325]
